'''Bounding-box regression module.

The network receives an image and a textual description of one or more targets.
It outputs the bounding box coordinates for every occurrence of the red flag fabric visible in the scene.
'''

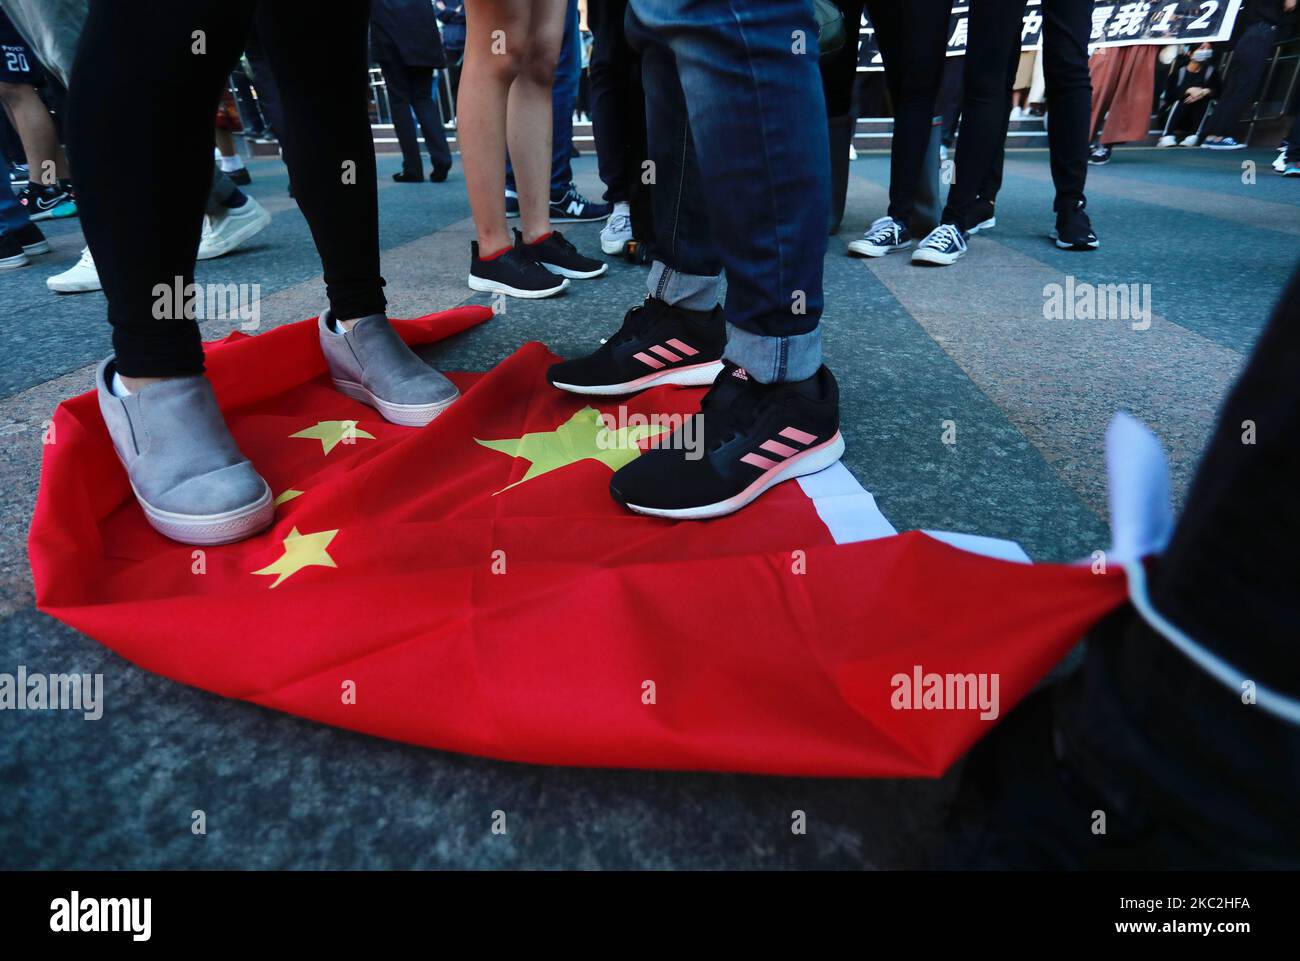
[29,308,1127,777]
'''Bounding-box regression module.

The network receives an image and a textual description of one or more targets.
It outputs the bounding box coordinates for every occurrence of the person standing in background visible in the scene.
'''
[372,0,454,183]
[1201,0,1297,149]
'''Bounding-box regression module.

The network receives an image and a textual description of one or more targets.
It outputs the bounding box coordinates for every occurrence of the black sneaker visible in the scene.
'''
[0,231,29,270]
[393,169,424,183]
[12,222,49,255]
[516,228,607,279]
[1087,144,1112,165]
[847,216,911,257]
[549,183,612,223]
[19,183,76,222]
[430,165,450,183]
[911,223,968,265]
[609,362,844,519]
[468,241,569,299]
[1051,201,1099,250]
[227,167,252,186]
[547,297,725,396]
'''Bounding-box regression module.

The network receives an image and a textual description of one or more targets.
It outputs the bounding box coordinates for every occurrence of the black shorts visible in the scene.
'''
[0,11,44,87]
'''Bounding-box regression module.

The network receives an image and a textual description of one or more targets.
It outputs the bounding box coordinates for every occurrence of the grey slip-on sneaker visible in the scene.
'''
[96,358,274,546]
[318,310,460,427]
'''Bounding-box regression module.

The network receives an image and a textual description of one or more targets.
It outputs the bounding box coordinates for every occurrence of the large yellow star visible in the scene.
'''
[251,526,339,589]
[475,406,668,494]
[290,420,376,455]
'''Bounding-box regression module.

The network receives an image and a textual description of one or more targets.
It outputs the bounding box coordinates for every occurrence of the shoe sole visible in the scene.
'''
[28,205,77,222]
[1202,143,1245,150]
[133,478,275,546]
[467,274,569,298]
[197,205,273,260]
[621,431,845,521]
[601,236,631,255]
[0,253,30,270]
[551,360,725,396]
[47,276,101,293]
[847,240,911,257]
[540,260,608,279]
[1050,230,1100,250]
[22,240,51,255]
[911,248,964,265]
[331,377,460,427]
[967,217,996,234]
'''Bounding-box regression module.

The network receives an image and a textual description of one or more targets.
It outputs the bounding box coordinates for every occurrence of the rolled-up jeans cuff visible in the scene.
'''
[646,261,721,312]
[723,323,822,384]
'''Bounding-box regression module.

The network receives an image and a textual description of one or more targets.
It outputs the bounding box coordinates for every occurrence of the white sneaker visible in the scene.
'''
[1157,134,1177,148]
[47,246,101,293]
[848,143,858,161]
[600,203,632,255]
[198,195,271,260]
[1274,145,1288,173]
[1180,134,1200,147]
[848,215,911,257]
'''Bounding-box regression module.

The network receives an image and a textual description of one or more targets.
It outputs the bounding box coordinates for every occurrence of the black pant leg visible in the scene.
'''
[254,0,385,321]
[1040,0,1091,211]
[406,65,452,172]
[1204,23,1276,139]
[381,61,422,175]
[941,0,1024,229]
[878,0,951,223]
[244,24,285,140]
[589,0,638,204]
[66,0,256,377]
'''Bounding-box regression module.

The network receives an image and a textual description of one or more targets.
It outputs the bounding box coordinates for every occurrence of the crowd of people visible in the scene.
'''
[1,0,1298,867]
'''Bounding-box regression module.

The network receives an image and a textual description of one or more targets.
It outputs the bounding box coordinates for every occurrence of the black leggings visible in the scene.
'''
[66,0,384,378]
[866,0,952,224]
[943,0,1091,228]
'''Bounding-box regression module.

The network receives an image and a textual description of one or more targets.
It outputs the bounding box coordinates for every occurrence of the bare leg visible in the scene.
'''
[459,0,531,254]
[507,0,566,243]
[0,82,70,186]
[214,125,237,157]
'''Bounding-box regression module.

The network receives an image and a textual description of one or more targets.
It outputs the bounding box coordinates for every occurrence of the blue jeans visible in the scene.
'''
[0,173,31,237]
[505,0,579,196]
[627,0,828,383]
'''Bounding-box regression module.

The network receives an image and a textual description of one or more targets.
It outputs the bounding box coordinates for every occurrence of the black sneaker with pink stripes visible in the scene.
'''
[609,362,844,519]
[547,296,725,396]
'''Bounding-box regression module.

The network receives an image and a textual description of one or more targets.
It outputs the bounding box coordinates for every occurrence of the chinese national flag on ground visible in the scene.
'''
[29,308,1126,777]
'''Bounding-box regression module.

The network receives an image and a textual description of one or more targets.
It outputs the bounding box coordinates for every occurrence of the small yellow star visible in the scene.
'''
[274,489,304,506]
[290,420,376,455]
[251,526,339,589]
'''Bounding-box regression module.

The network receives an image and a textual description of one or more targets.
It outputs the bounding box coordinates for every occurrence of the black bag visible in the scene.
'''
[813,0,846,62]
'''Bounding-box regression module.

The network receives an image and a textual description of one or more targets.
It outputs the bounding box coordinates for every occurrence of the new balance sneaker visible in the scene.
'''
[468,241,569,298]
[318,310,460,427]
[516,228,607,279]
[911,223,968,265]
[549,183,612,223]
[848,215,911,257]
[13,222,49,255]
[505,187,520,218]
[46,246,101,293]
[1202,137,1246,150]
[0,232,29,270]
[547,297,725,396]
[20,183,77,221]
[1087,143,1112,165]
[601,203,633,254]
[1051,201,1099,250]
[197,195,272,260]
[609,362,844,519]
